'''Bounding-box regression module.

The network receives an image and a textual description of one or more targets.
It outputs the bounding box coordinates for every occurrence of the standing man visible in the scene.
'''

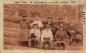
[45,17,54,27]
[44,17,56,39]
[19,17,29,47]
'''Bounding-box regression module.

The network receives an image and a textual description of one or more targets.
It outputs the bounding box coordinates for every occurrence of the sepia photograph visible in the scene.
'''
[4,4,83,50]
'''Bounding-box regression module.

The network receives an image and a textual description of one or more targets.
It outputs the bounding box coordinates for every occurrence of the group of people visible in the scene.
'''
[19,16,82,50]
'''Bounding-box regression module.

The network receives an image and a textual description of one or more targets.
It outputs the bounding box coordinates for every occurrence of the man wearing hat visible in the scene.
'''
[54,27,67,49]
[19,17,29,47]
[29,24,41,48]
[41,24,53,49]
[45,17,54,27]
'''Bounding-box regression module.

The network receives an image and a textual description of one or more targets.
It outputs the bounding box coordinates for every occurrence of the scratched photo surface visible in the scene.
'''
[4,4,83,50]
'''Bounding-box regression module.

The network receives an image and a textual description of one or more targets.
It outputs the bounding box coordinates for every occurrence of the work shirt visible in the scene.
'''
[41,29,53,41]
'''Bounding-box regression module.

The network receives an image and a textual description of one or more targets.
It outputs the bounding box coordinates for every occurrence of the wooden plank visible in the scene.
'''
[4,21,20,28]
[4,37,19,45]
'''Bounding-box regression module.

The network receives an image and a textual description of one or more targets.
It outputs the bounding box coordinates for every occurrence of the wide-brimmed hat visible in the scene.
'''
[33,24,38,26]
[45,24,50,27]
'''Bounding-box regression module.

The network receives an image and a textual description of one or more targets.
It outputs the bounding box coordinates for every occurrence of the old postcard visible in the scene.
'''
[0,0,86,53]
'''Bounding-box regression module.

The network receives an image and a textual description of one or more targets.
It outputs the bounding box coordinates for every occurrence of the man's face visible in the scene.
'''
[48,18,52,22]
[46,27,50,30]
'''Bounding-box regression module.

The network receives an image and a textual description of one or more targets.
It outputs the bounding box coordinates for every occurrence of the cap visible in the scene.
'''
[45,24,50,27]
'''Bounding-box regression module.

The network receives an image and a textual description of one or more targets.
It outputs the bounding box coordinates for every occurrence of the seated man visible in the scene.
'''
[29,24,41,48]
[73,31,82,45]
[41,25,53,49]
[54,27,66,49]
